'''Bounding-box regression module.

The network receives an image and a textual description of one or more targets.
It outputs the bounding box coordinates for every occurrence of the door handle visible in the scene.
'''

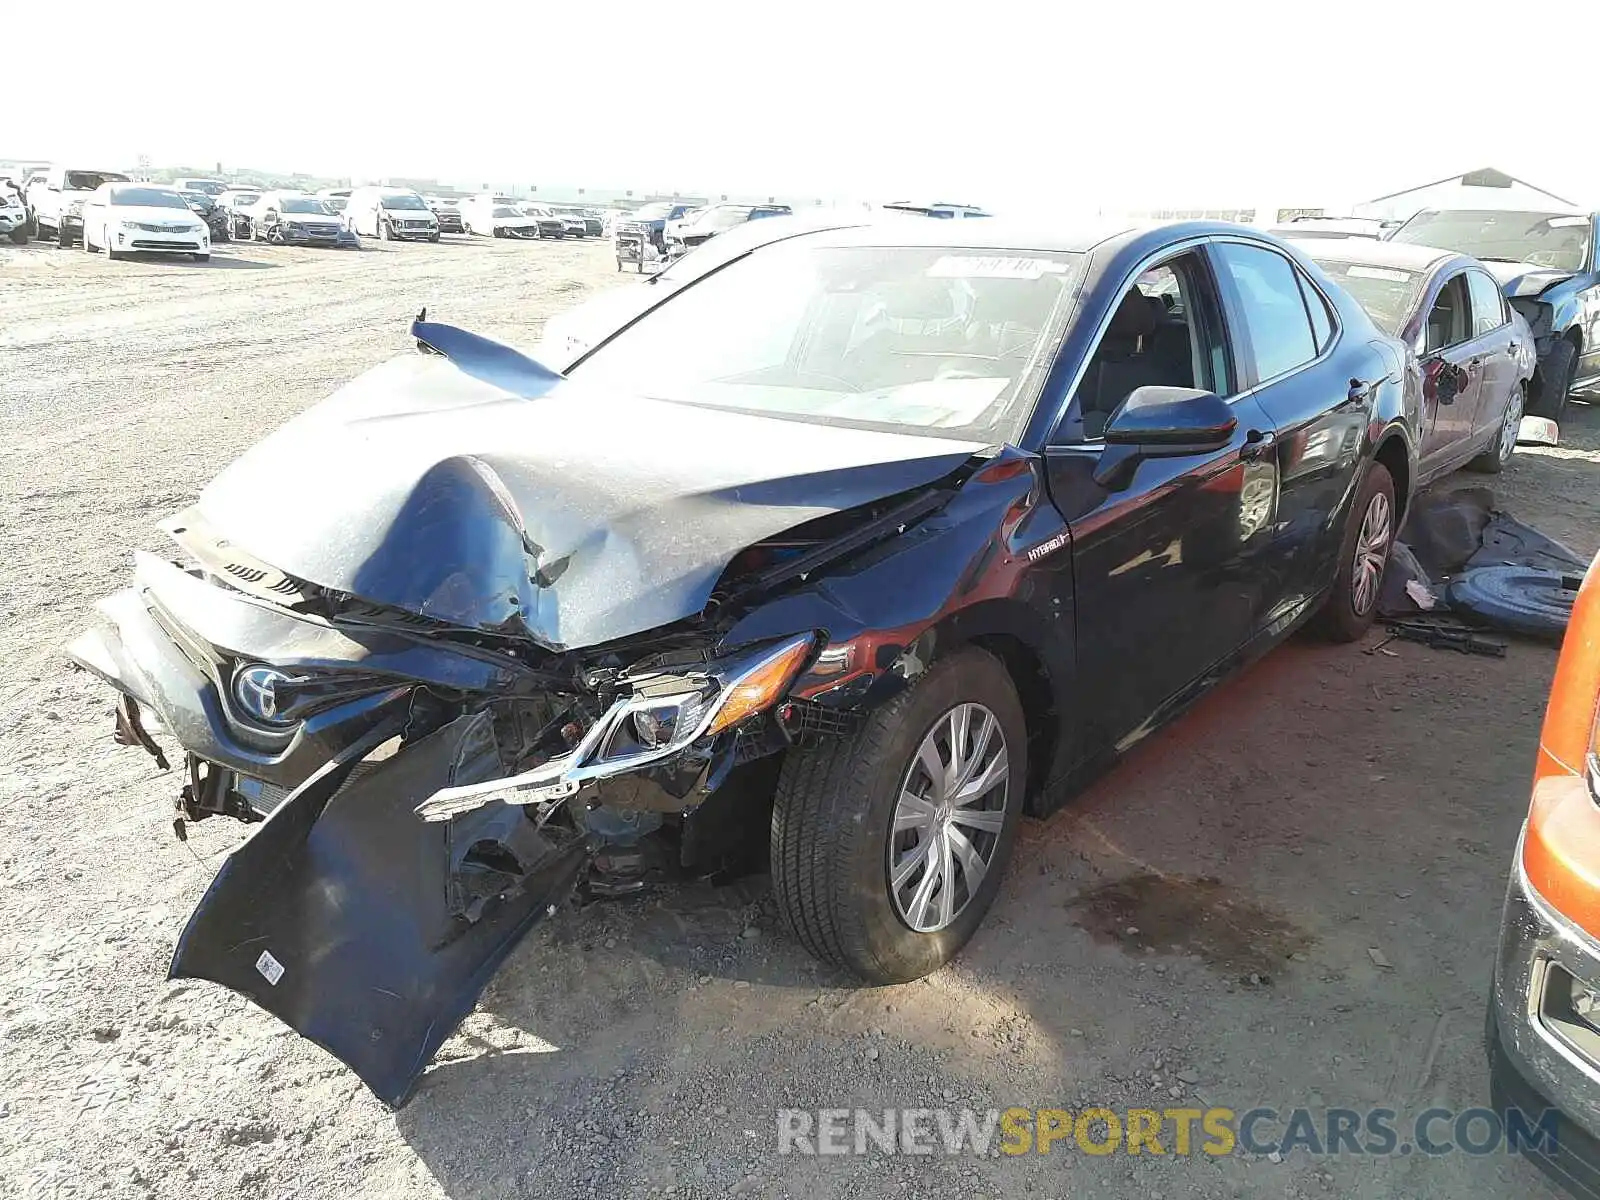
[1240,429,1275,460]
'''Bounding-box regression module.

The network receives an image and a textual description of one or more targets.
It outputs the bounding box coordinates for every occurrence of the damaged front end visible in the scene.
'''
[66,319,981,1103]
[67,543,826,1104]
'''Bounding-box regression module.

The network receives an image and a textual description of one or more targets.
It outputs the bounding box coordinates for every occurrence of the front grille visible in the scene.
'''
[130,240,200,250]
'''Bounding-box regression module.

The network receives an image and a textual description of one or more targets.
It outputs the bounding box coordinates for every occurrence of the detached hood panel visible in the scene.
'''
[1480,259,1575,299]
[196,351,983,650]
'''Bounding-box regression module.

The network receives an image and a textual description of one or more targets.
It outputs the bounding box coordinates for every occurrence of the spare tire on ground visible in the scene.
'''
[1446,567,1581,643]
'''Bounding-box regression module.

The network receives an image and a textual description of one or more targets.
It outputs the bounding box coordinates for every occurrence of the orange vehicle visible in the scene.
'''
[1490,548,1600,1197]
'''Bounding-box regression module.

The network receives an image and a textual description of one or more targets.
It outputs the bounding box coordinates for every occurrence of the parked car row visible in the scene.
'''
[5,164,617,260]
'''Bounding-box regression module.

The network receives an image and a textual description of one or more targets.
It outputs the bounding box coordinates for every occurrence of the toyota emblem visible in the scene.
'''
[232,663,296,726]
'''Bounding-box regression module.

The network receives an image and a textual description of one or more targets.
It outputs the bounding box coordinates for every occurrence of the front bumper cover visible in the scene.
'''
[171,711,586,1106]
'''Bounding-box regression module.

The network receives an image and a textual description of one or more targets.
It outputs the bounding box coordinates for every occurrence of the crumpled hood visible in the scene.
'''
[1479,259,1575,300]
[194,353,984,650]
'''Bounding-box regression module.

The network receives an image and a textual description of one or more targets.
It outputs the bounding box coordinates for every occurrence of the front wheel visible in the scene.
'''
[10,224,27,245]
[192,252,209,262]
[379,219,392,241]
[1529,338,1577,423]
[1314,461,1396,642]
[770,647,1026,984]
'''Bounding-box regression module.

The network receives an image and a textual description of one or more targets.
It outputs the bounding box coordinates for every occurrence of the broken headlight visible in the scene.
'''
[415,633,817,821]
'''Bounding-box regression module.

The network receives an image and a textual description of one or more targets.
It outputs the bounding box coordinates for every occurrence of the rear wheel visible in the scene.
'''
[1315,461,1396,642]
[1470,384,1523,474]
[1529,338,1577,423]
[770,647,1026,984]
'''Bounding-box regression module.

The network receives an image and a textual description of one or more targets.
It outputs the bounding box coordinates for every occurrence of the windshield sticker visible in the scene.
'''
[1548,216,1589,228]
[927,256,1070,280]
[1345,266,1412,283]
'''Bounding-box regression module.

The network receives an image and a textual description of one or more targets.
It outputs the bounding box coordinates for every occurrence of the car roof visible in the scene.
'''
[729,216,1138,254]
[1288,235,1460,273]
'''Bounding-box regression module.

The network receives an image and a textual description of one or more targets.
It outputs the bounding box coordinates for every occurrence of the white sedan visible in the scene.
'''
[82,183,211,261]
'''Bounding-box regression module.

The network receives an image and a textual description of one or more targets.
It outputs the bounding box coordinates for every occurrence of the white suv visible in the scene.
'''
[344,187,439,242]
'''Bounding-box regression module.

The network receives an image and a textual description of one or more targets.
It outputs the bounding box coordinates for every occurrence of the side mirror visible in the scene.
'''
[1094,386,1237,490]
[1424,358,1464,405]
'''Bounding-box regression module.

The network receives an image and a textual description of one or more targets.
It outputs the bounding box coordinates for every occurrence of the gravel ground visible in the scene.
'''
[2,234,1597,1200]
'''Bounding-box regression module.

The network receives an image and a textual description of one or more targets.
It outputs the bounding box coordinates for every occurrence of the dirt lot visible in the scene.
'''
[2,234,1598,1200]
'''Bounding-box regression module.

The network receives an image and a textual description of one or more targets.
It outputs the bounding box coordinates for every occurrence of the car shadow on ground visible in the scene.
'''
[385,405,1600,1198]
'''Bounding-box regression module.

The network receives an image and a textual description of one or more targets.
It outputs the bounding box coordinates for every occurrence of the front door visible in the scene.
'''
[1044,250,1278,752]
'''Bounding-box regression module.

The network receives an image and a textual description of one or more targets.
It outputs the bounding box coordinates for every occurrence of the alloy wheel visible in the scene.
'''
[887,702,1010,933]
[1499,389,1524,464]
[1351,490,1392,616]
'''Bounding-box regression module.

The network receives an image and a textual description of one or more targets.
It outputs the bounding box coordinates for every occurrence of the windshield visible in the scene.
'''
[66,170,130,191]
[1391,210,1591,273]
[380,193,428,210]
[280,197,331,214]
[572,243,1082,440]
[181,192,214,209]
[183,180,227,196]
[493,206,524,219]
[633,202,674,220]
[109,187,189,209]
[322,196,348,212]
[226,192,261,206]
[1310,260,1423,337]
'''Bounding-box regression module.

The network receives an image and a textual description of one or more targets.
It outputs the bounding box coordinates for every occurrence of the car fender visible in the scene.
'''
[715,452,1078,795]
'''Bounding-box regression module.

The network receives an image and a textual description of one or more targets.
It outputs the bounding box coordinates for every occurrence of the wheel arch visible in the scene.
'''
[1373,427,1413,528]
[778,595,1072,816]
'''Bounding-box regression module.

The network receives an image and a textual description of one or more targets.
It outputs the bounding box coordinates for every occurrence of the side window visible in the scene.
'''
[1299,274,1334,352]
[1212,242,1319,382]
[1467,271,1507,336]
[1063,251,1229,441]
[1424,274,1472,352]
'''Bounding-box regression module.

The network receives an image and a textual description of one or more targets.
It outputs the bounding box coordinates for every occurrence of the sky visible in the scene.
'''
[12,0,1584,214]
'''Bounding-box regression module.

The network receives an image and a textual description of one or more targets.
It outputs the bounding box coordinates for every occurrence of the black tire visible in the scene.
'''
[8,225,25,245]
[770,647,1027,984]
[1529,338,1578,423]
[379,219,392,242]
[192,253,209,262]
[1315,461,1396,642]
[1447,567,1578,644]
[1469,384,1524,474]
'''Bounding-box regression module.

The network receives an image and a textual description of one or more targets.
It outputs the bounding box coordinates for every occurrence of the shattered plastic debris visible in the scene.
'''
[1403,579,1436,611]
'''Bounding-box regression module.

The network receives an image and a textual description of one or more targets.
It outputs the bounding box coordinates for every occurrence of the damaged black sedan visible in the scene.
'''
[69,221,1419,1104]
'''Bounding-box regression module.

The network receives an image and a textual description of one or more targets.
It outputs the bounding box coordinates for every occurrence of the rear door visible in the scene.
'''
[1208,240,1370,625]
[1416,271,1482,472]
[1465,267,1521,439]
